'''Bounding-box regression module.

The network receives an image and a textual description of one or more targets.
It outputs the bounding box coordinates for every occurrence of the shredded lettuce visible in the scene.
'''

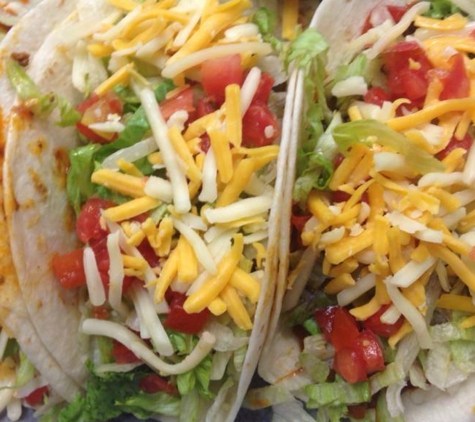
[177,354,214,400]
[450,340,475,373]
[7,58,80,125]
[42,365,180,421]
[67,144,101,215]
[332,54,369,87]
[16,351,35,387]
[370,362,405,394]
[167,330,198,356]
[430,322,475,342]
[305,379,371,408]
[424,0,462,18]
[252,7,281,51]
[179,389,202,422]
[117,391,181,418]
[302,317,320,336]
[376,391,405,422]
[299,352,330,383]
[332,119,445,175]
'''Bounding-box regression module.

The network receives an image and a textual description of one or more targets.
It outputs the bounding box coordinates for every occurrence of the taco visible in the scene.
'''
[1,0,303,420]
[0,0,95,415]
[255,0,475,421]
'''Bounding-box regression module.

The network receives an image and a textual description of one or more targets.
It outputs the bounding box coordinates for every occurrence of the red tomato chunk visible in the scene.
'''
[164,292,210,334]
[139,374,179,396]
[201,54,243,105]
[24,386,49,407]
[362,305,404,338]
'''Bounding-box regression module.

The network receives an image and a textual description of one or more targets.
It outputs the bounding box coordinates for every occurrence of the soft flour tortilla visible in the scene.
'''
[0,0,84,401]
[262,0,475,420]
[1,0,115,390]
[2,0,296,419]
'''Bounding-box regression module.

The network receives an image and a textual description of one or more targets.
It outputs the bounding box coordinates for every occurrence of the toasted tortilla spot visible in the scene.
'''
[10,51,29,67]
[29,137,46,157]
[28,168,48,198]
[53,147,69,188]
[26,214,40,228]
[11,107,32,126]
[63,202,76,233]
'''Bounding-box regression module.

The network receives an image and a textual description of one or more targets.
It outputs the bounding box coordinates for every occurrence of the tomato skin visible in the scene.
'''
[362,305,404,338]
[364,87,389,107]
[333,348,368,384]
[355,330,386,374]
[91,306,110,320]
[252,72,275,104]
[160,87,195,121]
[76,92,124,144]
[436,133,473,160]
[200,134,211,153]
[291,212,311,234]
[201,54,243,104]
[139,374,179,396]
[242,104,279,147]
[52,248,86,289]
[330,308,360,352]
[164,292,210,334]
[196,98,217,119]
[386,5,411,23]
[76,198,115,244]
[439,54,470,100]
[348,403,369,420]
[314,306,338,342]
[24,386,49,407]
[383,41,432,102]
[111,340,141,364]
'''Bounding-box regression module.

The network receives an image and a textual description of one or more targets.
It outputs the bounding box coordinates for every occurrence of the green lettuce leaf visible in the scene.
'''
[56,95,82,127]
[117,391,181,418]
[305,379,371,408]
[299,352,330,383]
[67,144,101,215]
[450,340,475,373]
[333,54,368,86]
[332,119,445,174]
[285,28,328,71]
[252,7,281,51]
[177,354,214,399]
[7,59,80,125]
[16,351,35,387]
[376,391,405,422]
[424,0,462,18]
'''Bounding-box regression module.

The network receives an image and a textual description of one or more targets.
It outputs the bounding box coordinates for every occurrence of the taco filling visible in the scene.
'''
[4,0,294,419]
[256,1,475,421]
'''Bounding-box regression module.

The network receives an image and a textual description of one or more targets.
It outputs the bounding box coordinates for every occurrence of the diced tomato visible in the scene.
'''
[386,5,412,23]
[348,403,369,420]
[251,72,275,105]
[331,190,369,204]
[333,153,345,169]
[111,340,141,364]
[333,348,367,384]
[330,307,360,352]
[76,92,124,144]
[291,204,312,234]
[76,198,115,244]
[362,305,404,338]
[24,385,49,407]
[436,133,473,160]
[137,240,159,268]
[364,87,389,107]
[242,103,279,147]
[52,248,86,289]
[314,306,338,342]
[355,330,386,374]
[440,54,470,100]
[164,292,210,334]
[139,374,179,396]
[361,14,373,35]
[200,133,211,153]
[91,306,110,320]
[159,87,195,121]
[201,54,243,104]
[89,238,134,295]
[196,98,217,119]
[383,41,432,103]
